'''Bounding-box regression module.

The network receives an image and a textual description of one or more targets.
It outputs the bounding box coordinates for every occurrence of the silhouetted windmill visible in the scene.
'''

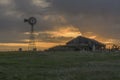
[24,17,37,51]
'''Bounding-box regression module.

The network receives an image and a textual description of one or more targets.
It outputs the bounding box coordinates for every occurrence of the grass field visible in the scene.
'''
[0,51,120,80]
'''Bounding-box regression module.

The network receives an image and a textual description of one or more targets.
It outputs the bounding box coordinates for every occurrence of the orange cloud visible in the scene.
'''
[83,31,120,48]
[19,26,81,51]
[39,26,82,38]
[0,42,59,51]
[0,43,28,47]
[3,26,120,51]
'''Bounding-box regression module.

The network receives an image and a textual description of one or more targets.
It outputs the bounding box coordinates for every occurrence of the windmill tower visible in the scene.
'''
[24,17,37,51]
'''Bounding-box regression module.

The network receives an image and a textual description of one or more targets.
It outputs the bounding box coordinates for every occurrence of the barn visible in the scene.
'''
[46,36,106,51]
[66,36,106,51]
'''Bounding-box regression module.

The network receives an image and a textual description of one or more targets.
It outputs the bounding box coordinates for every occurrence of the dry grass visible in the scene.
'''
[0,51,120,80]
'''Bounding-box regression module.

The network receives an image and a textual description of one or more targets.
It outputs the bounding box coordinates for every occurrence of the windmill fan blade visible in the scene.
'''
[24,19,28,23]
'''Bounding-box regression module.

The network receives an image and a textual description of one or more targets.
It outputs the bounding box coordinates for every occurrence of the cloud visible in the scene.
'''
[13,0,51,15]
[0,0,52,43]
[0,0,12,5]
[48,0,120,15]
[46,0,120,39]
[0,0,120,50]
[23,26,81,43]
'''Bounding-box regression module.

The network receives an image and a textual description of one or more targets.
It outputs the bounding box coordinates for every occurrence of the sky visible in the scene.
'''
[0,0,120,51]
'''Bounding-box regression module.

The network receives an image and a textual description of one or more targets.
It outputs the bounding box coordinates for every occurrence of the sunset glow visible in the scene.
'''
[0,42,59,51]
[1,26,119,51]
[0,0,120,51]
[39,26,82,38]
[0,26,82,51]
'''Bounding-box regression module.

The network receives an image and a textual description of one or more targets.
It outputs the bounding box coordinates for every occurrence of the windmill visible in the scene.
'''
[24,17,37,51]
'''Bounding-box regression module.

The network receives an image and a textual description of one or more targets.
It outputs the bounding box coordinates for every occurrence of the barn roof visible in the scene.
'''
[66,36,105,47]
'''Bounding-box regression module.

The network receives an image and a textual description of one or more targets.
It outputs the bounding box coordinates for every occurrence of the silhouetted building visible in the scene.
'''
[66,36,105,51]
[47,36,106,51]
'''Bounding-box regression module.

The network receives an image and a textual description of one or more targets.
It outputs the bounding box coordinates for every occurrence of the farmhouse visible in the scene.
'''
[47,36,106,51]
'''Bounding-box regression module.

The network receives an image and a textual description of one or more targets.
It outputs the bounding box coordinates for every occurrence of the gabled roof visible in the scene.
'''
[66,36,105,46]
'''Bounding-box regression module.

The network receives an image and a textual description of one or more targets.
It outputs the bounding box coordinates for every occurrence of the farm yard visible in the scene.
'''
[0,51,120,80]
